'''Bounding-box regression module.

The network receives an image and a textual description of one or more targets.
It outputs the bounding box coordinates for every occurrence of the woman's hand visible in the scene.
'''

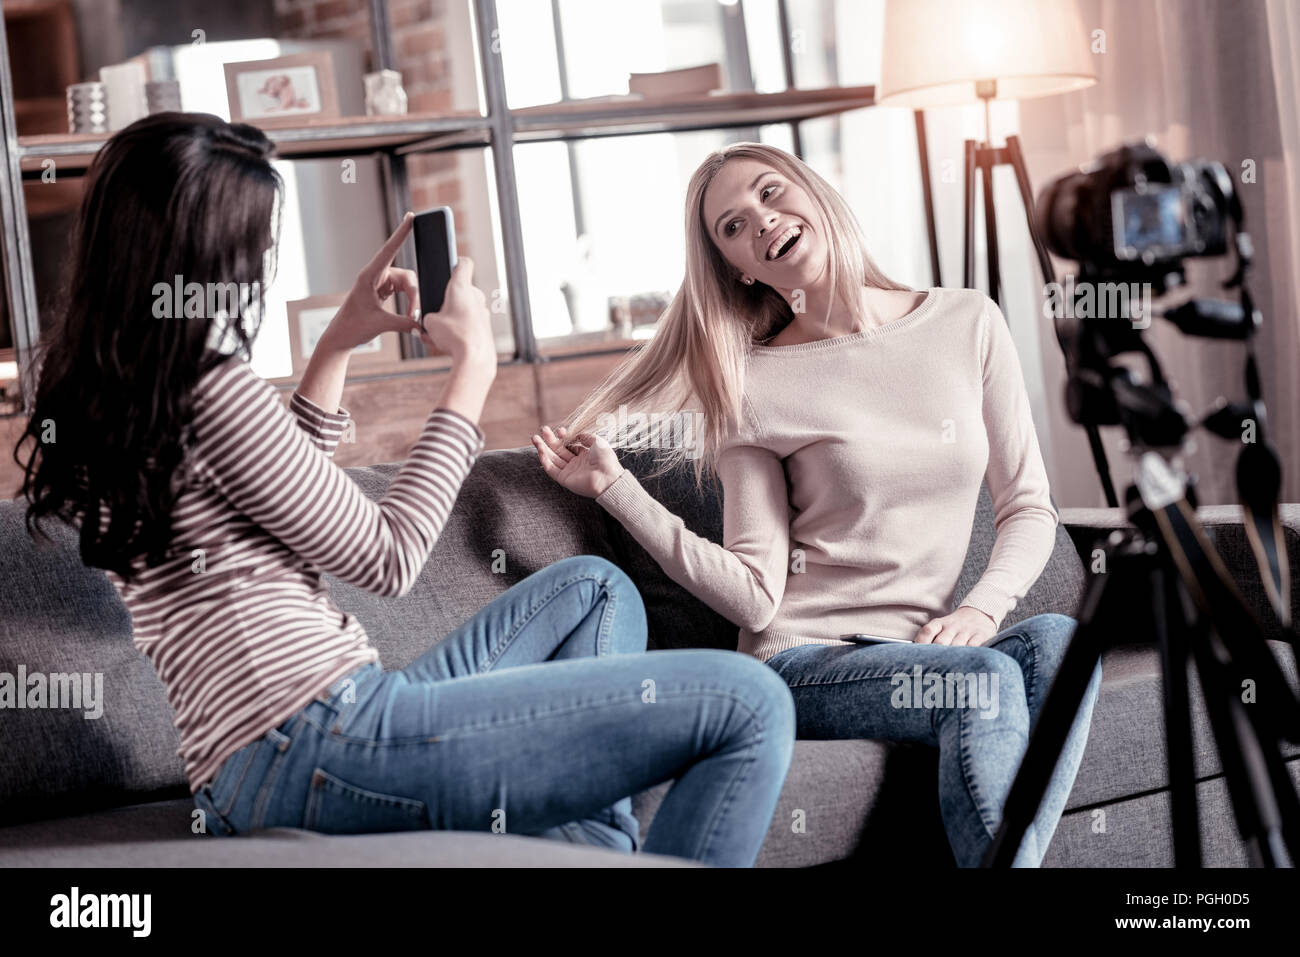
[296,213,421,416]
[326,211,423,352]
[532,425,624,499]
[913,605,997,646]
[417,257,495,367]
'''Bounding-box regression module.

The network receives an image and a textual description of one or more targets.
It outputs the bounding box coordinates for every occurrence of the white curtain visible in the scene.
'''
[1011,0,1300,507]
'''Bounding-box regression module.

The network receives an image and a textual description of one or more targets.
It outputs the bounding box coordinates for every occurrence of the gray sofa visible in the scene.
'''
[2,445,1298,867]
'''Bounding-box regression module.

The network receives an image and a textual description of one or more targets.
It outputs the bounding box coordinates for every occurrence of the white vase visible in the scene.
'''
[364,70,408,116]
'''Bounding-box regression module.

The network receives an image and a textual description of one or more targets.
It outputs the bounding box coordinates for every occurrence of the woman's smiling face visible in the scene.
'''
[701,157,828,290]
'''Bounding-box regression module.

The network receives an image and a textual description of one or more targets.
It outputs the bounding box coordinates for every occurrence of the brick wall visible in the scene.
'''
[273,0,469,254]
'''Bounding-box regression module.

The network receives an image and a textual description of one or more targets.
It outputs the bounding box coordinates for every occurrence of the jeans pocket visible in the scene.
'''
[205,738,266,824]
[302,768,431,835]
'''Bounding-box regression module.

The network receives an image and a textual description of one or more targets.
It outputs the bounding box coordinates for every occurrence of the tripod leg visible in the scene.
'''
[1158,560,1202,866]
[1252,698,1300,864]
[981,152,1001,307]
[1190,623,1292,866]
[915,110,942,288]
[963,138,976,288]
[982,563,1110,866]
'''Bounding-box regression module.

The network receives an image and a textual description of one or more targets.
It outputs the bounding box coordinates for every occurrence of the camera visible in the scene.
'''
[1035,138,1241,288]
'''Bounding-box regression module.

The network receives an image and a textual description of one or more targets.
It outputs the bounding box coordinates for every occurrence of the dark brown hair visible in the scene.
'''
[12,112,283,580]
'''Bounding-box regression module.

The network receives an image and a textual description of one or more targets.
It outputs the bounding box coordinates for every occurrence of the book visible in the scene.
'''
[627,63,722,98]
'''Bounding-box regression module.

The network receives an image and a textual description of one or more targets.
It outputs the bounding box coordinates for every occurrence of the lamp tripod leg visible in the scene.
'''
[981,152,1001,306]
[963,138,977,288]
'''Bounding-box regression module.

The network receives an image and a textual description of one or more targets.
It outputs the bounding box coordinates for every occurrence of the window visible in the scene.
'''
[516,126,796,343]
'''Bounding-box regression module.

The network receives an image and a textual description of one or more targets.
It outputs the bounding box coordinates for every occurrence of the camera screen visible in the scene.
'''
[1112,185,1190,260]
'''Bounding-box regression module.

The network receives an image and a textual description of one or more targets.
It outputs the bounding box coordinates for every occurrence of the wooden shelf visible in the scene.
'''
[17,87,875,169]
[17,110,489,172]
[509,85,875,142]
[16,86,877,166]
[536,326,655,358]
[265,351,456,389]
[396,85,876,154]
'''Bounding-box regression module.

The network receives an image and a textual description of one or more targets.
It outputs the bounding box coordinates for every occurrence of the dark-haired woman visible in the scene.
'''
[12,112,794,867]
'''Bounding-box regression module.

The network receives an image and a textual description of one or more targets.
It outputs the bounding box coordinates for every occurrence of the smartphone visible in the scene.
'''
[840,633,912,645]
[412,206,458,350]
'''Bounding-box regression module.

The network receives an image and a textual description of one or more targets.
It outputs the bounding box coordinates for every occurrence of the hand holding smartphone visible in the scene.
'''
[412,206,458,355]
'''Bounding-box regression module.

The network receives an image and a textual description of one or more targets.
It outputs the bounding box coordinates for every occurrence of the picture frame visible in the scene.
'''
[223,51,340,128]
[285,293,400,378]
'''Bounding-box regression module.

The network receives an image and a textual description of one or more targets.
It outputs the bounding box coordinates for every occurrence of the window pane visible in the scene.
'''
[496,0,563,109]
[785,0,886,88]
[407,147,514,357]
[799,111,932,290]
[516,125,796,345]
[561,0,725,99]
[250,156,392,380]
[498,0,787,107]
[741,0,790,93]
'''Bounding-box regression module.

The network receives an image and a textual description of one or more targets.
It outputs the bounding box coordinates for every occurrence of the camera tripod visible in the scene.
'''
[980,418,1300,868]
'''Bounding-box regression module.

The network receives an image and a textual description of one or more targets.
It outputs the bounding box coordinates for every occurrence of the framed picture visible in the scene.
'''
[224,52,339,127]
[285,293,400,378]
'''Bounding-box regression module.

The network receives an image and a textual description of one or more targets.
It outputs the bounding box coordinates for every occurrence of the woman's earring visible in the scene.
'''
[741,275,754,285]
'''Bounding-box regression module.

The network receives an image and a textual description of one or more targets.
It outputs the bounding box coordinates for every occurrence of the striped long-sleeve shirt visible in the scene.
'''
[102,354,485,792]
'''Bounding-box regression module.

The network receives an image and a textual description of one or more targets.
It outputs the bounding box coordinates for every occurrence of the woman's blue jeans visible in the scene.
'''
[765,612,1102,867]
[193,555,795,867]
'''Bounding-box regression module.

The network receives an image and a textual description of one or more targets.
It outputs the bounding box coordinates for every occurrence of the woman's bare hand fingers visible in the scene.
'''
[532,435,566,476]
[541,425,575,463]
[558,426,591,456]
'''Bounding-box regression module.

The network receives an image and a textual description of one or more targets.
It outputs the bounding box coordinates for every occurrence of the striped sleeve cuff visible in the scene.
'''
[289,390,352,456]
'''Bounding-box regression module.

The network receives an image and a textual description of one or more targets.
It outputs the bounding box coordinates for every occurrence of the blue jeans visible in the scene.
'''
[193,555,795,867]
[765,613,1102,867]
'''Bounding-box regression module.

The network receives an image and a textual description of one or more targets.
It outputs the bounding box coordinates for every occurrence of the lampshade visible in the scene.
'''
[876,0,1097,107]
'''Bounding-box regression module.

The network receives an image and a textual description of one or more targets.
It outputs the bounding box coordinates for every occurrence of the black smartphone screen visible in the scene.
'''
[413,206,458,316]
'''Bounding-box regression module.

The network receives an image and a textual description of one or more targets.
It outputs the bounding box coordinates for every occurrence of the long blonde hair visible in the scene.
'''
[563,142,911,489]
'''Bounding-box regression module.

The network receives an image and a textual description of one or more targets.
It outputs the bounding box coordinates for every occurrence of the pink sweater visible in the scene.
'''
[594,286,1059,662]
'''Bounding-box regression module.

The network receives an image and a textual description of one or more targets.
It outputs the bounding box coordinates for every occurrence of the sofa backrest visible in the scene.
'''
[0,446,1086,823]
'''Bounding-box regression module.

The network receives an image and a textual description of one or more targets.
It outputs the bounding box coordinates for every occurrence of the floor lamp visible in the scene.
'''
[876,0,1098,309]
[876,0,1119,507]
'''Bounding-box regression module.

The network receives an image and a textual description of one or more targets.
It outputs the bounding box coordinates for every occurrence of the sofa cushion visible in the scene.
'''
[0,500,187,824]
[0,799,694,867]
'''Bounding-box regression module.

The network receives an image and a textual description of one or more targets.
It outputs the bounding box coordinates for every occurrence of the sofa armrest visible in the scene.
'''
[1061,503,1300,638]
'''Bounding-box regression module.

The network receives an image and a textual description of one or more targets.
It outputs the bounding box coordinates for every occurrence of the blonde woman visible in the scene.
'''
[533,142,1103,867]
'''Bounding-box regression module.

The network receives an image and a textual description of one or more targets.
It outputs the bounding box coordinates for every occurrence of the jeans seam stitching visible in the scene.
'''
[695,726,760,862]
[957,705,1001,847]
[479,573,616,673]
[317,684,758,745]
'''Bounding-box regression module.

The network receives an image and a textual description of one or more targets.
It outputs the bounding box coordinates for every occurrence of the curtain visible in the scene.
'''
[1012,0,1300,507]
